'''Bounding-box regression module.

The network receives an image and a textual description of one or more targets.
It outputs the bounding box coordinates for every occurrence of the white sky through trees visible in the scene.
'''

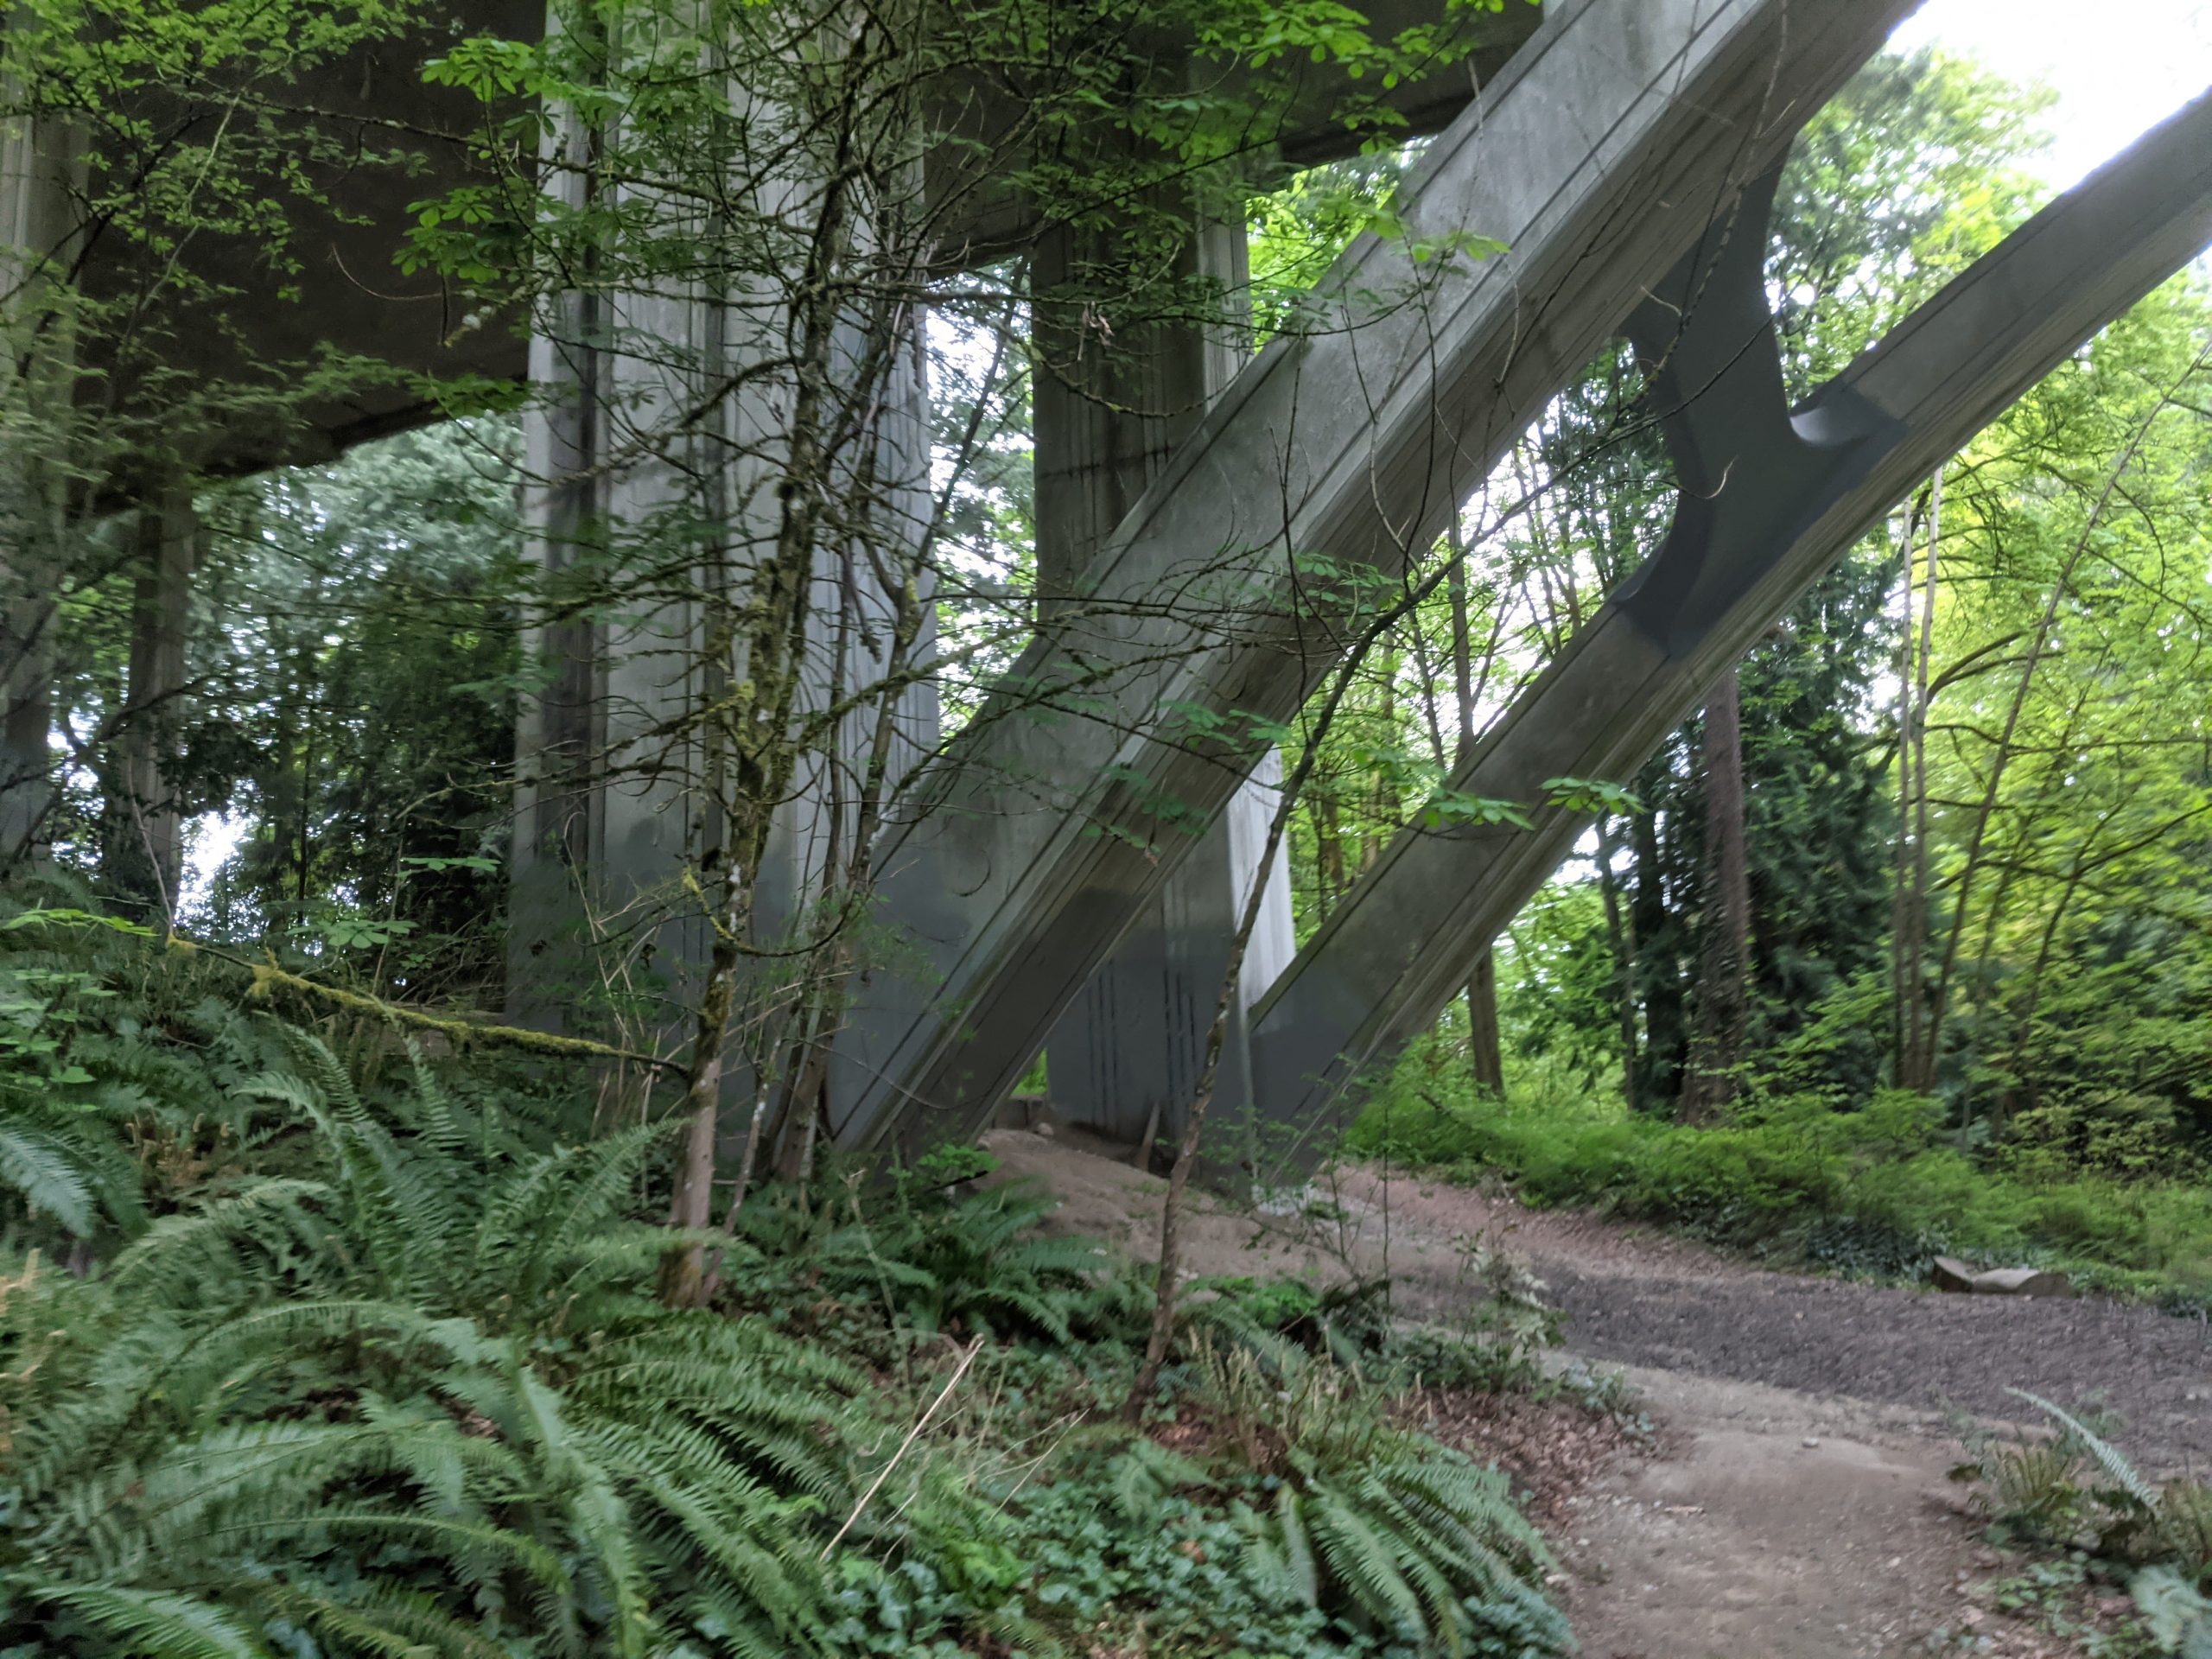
[1896,0,2212,192]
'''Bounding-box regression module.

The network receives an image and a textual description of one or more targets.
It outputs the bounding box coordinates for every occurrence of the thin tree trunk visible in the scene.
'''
[1465,947,1504,1096]
[1127,524,1452,1411]
[1126,766,1294,1415]
[1927,353,2206,1098]
[1630,801,1683,1109]
[1446,518,1504,1094]
[108,486,197,918]
[1901,469,1942,1090]
[1680,667,1750,1121]
[1888,505,1919,1080]
[1594,812,1640,1111]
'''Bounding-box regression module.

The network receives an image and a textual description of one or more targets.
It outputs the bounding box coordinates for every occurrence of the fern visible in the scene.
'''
[736,1173,1119,1348]
[0,1029,872,1656]
[1191,1341,1564,1652]
[0,1122,98,1235]
[1972,1390,2212,1631]
[2010,1389,2161,1510]
[9,1580,270,1659]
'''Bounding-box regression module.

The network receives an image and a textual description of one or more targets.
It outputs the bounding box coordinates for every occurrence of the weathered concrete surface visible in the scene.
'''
[1033,206,1296,1144]
[63,2,1539,481]
[838,0,1920,1154]
[508,107,943,1046]
[68,1,546,484]
[0,106,86,861]
[1241,90,2212,1161]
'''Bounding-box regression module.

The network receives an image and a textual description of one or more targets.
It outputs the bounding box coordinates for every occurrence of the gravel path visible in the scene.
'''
[1342,1173,2212,1474]
[990,1130,2211,1656]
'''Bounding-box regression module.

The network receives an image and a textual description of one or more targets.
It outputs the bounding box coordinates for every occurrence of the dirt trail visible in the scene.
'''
[1339,1171,2212,1476]
[983,1128,2212,1658]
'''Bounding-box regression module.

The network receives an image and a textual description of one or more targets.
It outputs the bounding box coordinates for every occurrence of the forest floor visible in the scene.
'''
[982,1126,2212,1659]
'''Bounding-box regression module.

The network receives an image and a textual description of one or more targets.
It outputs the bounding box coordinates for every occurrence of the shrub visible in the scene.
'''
[1198,1342,1568,1656]
[1960,1393,2212,1656]
[1351,1058,2212,1308]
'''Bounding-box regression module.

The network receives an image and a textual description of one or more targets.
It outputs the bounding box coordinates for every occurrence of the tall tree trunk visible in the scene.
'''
[1446,519,1504,1095]
[1594,812,1640,1111]
[1893,474,1941,1092]
[1465,946,1504,1096]
[1630,801,1683,1109]
[1888,507,1918,1081]
[1313,795,1345,907]
[1680,668,1750,1122]
[107,486,198,921]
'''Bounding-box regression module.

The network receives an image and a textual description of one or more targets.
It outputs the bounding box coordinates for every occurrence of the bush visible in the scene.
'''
[1350,1057,2212,1309]
[0,1033,861,1656]
[1197,1342,1567,1655]
[1961,1394,2212,1656]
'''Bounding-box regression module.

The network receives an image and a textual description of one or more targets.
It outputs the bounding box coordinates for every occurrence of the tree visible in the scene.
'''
[1680,668,1749,1119]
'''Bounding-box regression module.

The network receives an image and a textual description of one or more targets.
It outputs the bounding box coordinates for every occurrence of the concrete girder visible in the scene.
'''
[833,0,1920,1154]
[56,2,1539,485]
[1239,88,2212,1160]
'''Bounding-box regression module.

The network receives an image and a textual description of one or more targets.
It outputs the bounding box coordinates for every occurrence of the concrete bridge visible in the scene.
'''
[6,0,2209,1168]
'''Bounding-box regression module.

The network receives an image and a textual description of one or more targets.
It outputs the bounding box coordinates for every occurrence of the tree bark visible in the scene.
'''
[1680,668,1751,1122]
[106,486,198,921]
[1593,812,1640,1111]
[1465,946,1504,1096]
[1630,803,1683,1109]
[1446,518,1504,1096]
[1894,474,1942,1092]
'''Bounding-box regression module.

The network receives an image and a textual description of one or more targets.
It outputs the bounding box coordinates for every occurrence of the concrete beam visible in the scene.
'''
[1240,89,2212,1159]
[66,2,1540,485]
[835,0,1919,1154]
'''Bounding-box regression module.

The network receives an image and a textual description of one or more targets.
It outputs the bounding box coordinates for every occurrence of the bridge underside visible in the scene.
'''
[64,0,1540,486]
[833,8,2212,1164]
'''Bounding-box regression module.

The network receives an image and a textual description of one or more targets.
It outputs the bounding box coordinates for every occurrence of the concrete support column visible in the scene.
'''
[509,87,610,1023]
[1034,207,1296,1153]
[108,485,199,914]
[511,243,780,1043]
[509,61,940,1087]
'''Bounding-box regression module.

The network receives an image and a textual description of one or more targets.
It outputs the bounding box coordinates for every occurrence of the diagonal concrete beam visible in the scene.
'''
[832,0,1920,1152]
[1240,89,2212,1156]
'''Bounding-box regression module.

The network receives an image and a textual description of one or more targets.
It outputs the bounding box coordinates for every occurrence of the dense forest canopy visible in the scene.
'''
[0,0,2207,1652]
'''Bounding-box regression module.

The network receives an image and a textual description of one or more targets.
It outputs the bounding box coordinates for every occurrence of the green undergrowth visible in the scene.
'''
[0,911,1576,1657]
[1956,1394,2212,1655]
[1349,1051,2212,1313]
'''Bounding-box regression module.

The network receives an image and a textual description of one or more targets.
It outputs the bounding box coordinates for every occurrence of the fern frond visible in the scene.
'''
[107,1179,335,1308]
[11,1578,270,1658]
[1306,1479,1427,1636]
[0,1122,98,1235]
[1277,1484,1319,1608]
[2010,1389,2160,1510]
[251,1581,514,1659]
